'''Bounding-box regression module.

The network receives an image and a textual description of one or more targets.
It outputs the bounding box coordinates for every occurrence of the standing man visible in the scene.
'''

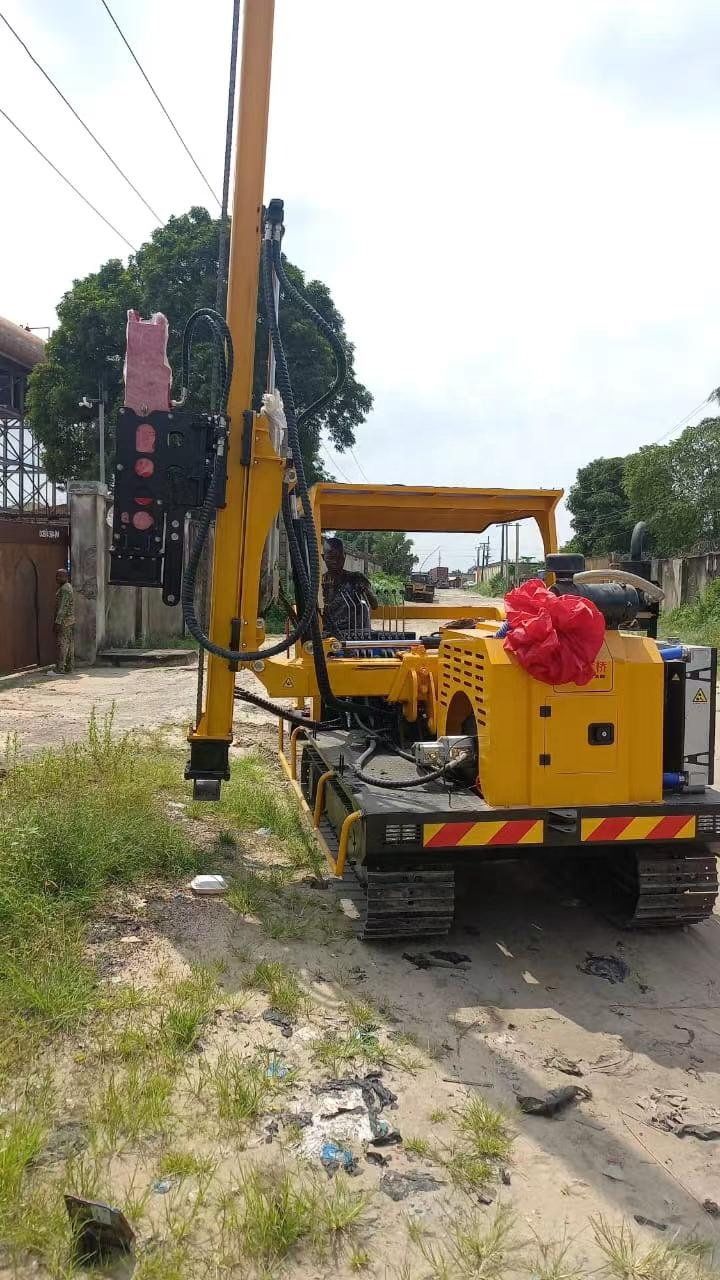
[322,536,378,637]
[54,568,75,674]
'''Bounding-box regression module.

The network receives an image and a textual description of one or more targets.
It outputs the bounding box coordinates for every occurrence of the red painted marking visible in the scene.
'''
[586,816,635,842]
[647,815,691,840]
[425,822,476,848]
[487,820,535,846]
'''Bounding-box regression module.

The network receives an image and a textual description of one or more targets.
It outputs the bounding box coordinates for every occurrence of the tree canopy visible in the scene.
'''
[565,456,635,557]
[565,416,720,557]
[27,207,372,484]
[342,530,418,578]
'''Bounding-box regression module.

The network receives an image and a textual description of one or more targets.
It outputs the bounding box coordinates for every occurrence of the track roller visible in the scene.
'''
[608,844,718,928]
[336,863,455,940]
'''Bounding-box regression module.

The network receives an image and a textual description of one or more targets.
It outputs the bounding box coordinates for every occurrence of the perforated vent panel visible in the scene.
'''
[439,640,486,725]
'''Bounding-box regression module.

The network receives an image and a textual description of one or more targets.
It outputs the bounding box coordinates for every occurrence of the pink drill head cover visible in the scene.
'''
[123,310,172,414]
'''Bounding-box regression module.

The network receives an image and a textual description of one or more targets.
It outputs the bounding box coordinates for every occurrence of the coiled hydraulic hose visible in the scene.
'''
[180,237,325,663]
[180,213,393,734]
[352,741,471,789]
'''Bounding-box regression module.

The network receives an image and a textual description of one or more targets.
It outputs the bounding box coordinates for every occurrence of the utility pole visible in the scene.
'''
[514,521,520,586]
[98,377,106,487]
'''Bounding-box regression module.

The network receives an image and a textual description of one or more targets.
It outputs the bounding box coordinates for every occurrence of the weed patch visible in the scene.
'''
[243,959,306,1016]
[0,712,202,1046]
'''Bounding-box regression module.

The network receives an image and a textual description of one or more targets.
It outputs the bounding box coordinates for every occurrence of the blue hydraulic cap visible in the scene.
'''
[663,772,685,789]
[659,646,686,662]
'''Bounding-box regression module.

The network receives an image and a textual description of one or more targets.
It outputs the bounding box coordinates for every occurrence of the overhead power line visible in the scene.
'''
[0,104,136,251]
[655,397,711,445]
[348,446,369,481]
[0,10,161,223]
[99,0,221,208]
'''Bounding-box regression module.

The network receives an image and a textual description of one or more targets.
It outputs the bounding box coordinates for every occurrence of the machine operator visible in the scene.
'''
[322,536,378,638]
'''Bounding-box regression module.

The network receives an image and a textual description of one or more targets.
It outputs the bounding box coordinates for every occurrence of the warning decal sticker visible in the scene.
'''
[693,688,708,704]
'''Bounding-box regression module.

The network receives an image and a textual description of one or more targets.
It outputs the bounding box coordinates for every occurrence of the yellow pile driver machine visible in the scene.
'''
[109,0,719,938]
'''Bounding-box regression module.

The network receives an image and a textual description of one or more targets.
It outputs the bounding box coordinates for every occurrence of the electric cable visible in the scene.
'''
[99,0,221,207]
[0,104,136,251]
[0,10,161,223]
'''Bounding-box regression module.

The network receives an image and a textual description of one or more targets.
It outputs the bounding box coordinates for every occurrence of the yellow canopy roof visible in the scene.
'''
[310,483,562,552]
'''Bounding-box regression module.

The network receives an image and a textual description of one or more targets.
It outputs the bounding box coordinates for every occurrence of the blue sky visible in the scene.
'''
[3,0,719,567]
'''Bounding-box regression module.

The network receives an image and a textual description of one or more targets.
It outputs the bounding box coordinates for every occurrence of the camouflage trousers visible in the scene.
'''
[55,624,74,673]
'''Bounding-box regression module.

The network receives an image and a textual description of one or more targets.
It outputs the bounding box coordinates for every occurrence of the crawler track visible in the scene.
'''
[608,845,718,927]
[331,858,455,941]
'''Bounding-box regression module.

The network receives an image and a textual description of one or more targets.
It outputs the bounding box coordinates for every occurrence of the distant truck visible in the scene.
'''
[404,571,436,603]
[428,564,449,588]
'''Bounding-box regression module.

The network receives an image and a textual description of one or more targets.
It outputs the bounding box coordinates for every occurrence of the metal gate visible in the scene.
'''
[0,517,69,674]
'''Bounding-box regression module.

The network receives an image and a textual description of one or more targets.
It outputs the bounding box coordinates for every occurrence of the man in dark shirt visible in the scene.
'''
[322,536,378,637]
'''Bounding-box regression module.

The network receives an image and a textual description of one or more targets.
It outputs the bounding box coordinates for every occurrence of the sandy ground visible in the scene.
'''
[3,589,720,1270]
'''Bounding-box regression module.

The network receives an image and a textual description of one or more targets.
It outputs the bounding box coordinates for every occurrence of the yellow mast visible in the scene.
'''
[188,0,275,785]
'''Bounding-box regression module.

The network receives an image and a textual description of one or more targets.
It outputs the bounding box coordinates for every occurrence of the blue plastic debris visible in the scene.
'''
[320,1141,358,1176]
[266,1059,290,1079]
[151,1179,173,1195]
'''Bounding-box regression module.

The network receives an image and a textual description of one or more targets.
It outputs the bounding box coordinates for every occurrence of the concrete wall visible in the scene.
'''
[69,482,185,662]
[654,553,720,612]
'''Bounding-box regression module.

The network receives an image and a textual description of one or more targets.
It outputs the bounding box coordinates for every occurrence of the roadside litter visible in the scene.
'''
[639,1089,720,1140]
[321,1141,359,1176]
[403,950,471,970]
[546,1054,583,1076]
[64,1195,134,1262]
[298,1073,400,1168]
[262,1008,294,1037]
[578,953,629,983]
[189,874,228,896]
[380,1171,442,1201]
[517,1085,591,1117]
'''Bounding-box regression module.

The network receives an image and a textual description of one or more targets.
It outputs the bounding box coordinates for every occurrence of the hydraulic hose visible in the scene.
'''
[573,568,665,603]
[180,246,323,661]
[352,743,471,790]
[233,685,328,729]
[180,215,393,735]
[271,240,348,432]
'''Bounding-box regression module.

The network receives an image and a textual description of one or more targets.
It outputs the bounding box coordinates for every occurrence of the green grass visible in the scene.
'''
[230,1167,315,1263]
[205,1048,295,1130]
[159,967,219,1055]
[242,960,306,1017]
[592,1217,718,1280]
[220,1167,370,1268]
[434,1096,513,1193]
[0,1110,46,1234]
[0,711,202,1053]
[529,1234,584,1280]
[456,1096,513,1162]
[90,1064,174,1146]
[430,1108,448,1124]
[310,1027,390,1075]
[158,1150,216,1179]
[660,579,720,647]
[405,1136,433,1158]
[215,751,321,871]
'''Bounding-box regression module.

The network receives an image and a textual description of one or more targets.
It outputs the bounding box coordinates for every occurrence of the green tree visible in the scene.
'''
[342,530,417,577]
[624,417,720,554]
[27,207,372,483]
[565,456,635,556]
